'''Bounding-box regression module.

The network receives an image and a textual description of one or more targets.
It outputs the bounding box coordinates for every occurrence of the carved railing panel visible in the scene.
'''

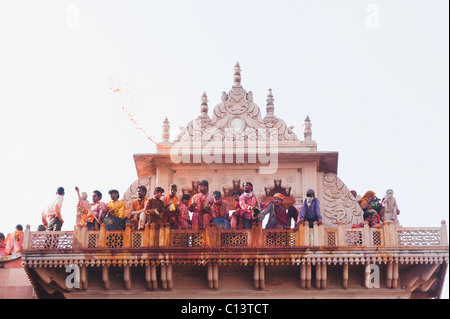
[325,228,338,246]
[106,232,124,249]
[265,230,295,247]
[370,229,384,246]
[24,224,446,251]
[132,231,143,248]
[30,231,73,250]
[219,230,250,248]
[397,228,442,246]
[171,231,205,248]
[345,229,363,246]
[86,232,99,248]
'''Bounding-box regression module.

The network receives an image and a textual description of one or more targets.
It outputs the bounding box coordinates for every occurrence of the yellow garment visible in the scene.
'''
[360,191,375,206]
[106,200,126,218]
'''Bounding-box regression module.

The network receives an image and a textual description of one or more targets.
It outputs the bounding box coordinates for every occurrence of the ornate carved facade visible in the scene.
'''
[17,63,448,299]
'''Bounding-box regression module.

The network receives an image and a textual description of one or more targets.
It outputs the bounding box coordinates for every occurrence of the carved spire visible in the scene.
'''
[200,91,209,118]
[162,117,170,143]
[266,88,275,117]
[304,115,312,141]
[233,62,242,86]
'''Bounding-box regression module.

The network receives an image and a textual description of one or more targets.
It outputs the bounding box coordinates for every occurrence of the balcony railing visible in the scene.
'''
[22,220,448,252]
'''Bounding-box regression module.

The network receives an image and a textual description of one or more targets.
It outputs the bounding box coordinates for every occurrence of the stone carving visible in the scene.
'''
[262,179,294,207]
[222,178,243,198]
[304,115,312,141]
[173,63,299,143]
[322,173,364,227]
[182,180,200,198]
[383,189,400,226]
[264,179,291,197]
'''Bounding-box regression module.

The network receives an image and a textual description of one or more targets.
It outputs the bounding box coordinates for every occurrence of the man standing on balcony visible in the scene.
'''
[178,194,191,230]
[139,187,165,230]
[43,187,65,231]
[230,190,243,229]
[91,190,108,228]
[126,186,149,229]
[105,189,126,230]
[190,180,214,230]
[297,189,322,228]
[239,182,268,229]
[266,193,290,229]
[209,191,230,228]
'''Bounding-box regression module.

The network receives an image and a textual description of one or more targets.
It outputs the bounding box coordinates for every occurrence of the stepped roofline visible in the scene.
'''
[155,63,319,160]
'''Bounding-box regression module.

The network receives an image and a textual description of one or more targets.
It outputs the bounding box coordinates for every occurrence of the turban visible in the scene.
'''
[274,193,284,200]
[360,191,375,205]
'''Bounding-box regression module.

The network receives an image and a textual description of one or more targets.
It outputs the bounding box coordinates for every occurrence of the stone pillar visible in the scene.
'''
[337,222,345,246]
[343,263,349,289]
[441,220,448,246]
[102,264,109,290]
[124,224,132,248]
[321,262,327,289]
[124,264,131,290]
[300,262,306,289]
[23,225,31,250]
[145,263,152,290]
[315,262,322,288]
[80,265,88,290]
[259,263,265,290]
[167,263,173,290]
[99,224,106,248]
[160,262,168,290]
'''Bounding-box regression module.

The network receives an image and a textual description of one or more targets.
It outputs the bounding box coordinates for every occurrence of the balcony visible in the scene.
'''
[21,221,449,299]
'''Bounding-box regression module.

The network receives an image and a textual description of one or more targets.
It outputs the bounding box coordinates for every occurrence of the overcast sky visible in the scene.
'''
[0,0,448,297]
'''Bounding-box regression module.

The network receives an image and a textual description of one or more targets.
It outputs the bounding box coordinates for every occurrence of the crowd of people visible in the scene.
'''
[0,183,400,256]
[0,224,24,256]
[351,189,401,228]
[35,180,324,234]
[70,180,320,232]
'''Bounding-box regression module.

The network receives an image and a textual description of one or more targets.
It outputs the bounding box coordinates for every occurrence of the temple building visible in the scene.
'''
[4,63,448,299]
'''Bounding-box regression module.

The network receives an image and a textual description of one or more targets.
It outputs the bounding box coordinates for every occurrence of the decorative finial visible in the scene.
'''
[200,91,209,117]
[304,115,312,141]
[162,117,170,143]
[266,88,275,117]
[233,62,241,86]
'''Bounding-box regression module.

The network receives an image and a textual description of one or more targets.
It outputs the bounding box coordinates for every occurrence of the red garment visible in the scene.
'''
[190,193,214,230]
[274,204,290,228]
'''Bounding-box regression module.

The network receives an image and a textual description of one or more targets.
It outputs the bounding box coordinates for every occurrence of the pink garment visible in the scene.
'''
[239,193,268,220]
[190,193,214,230]
[5,231,24,255]
[211,200,230,219]
[178,203,191,230]
[230,209,241,229]
[91,202,107,218]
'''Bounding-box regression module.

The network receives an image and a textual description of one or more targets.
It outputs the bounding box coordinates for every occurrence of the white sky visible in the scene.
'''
[0,0,448,298]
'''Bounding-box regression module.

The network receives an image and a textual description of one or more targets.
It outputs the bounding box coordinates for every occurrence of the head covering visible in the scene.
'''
[306,189,315,197]
[274,193,284,200]
[360,191,375,205]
